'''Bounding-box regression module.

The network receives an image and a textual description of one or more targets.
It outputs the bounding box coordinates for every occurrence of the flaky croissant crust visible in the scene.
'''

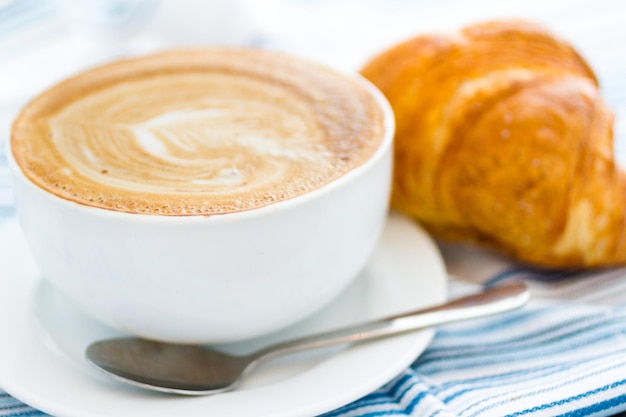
[361,20,626,268]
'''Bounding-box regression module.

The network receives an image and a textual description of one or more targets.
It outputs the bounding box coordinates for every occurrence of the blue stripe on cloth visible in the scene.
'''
[323,362,626,417]
[417,332,624,374]
[435,356,611,400]
[420,315,608,363]
[503,380,626,417]
[432,308,551,337]
[421,321,626,368]
[439,365,575,401]
[323,303,626,417]
[432,307,609,340]
[555,394,626,417]
[415,308,626,373]
[461,360,626,417]
[445,356,626,404]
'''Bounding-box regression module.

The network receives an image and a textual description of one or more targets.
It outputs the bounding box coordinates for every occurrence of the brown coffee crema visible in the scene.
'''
[11,49,387,215]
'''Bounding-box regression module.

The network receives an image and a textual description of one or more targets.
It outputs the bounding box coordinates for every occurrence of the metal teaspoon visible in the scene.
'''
[86,281,529,395]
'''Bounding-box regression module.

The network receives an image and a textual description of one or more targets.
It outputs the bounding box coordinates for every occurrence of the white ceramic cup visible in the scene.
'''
[8,70,394,344]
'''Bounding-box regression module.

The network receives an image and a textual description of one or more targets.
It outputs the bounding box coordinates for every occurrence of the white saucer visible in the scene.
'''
[0,212,447,417]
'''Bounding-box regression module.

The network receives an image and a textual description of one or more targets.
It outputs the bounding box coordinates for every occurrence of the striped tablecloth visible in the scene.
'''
[1,1,626,416]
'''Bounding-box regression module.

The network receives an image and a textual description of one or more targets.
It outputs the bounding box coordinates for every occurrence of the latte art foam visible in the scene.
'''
[11,49,387,215]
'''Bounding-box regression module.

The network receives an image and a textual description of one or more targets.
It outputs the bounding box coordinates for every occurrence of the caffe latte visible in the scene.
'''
[11,48,387,215]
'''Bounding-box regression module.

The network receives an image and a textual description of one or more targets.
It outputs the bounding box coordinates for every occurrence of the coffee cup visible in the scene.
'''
[8,48,394,344]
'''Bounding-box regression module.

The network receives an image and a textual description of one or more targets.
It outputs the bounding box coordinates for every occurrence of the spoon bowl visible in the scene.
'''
[88,340,252,393]
[86,281,529,395]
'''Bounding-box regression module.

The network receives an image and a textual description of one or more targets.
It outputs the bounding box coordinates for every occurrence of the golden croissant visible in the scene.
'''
[361,20,626,268]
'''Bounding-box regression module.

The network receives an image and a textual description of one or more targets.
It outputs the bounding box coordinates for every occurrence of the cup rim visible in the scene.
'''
[8,66,394,224]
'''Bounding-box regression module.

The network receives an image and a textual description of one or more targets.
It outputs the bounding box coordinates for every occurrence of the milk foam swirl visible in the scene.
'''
[49,74,330,199]
[11,49,386,215]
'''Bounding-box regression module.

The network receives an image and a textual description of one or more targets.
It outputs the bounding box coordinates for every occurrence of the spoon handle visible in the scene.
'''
[254,281,529,362]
